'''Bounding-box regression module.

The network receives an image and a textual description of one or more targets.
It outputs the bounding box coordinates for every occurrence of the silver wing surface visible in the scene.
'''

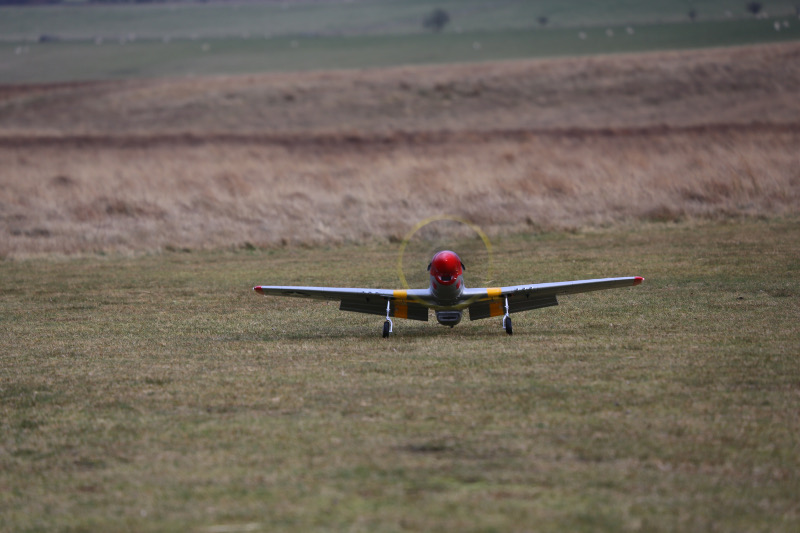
[253,286,432,321]
[461,277,643,320]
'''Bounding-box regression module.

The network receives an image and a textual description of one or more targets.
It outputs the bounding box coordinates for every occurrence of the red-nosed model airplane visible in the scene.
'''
[254,250,643,337]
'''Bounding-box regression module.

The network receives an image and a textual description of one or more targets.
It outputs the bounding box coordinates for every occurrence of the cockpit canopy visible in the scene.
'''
[428,250,465,286]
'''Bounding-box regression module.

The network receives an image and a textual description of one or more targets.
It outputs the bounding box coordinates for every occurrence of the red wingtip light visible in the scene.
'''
[633,277,644,286]
[254,286,263,293]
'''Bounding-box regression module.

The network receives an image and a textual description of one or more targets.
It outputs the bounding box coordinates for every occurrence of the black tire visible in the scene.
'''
[382,321,391,338]
[505,316,513,335]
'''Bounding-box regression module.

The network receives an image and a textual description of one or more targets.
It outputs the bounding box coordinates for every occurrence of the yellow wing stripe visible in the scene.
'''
[392,290,409,318]
[487,287,502,298]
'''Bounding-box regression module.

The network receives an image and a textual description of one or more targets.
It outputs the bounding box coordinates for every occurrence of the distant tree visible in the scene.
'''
[746,2,763,16]
[423,8,450,33]
[538,16,549,27]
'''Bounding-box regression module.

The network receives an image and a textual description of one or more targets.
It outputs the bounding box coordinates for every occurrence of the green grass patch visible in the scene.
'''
[3,1,800,40]
[3,15,800,83]
[1,219,799,531]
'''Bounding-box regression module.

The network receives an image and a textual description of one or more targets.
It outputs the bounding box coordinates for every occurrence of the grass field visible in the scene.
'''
[3,18,800,84]
[3,124,800,257]
[4,1,800,40]
[2,2,800,83]
[2,42,799,257]
[2,218,799,531]
[1,2,799,527]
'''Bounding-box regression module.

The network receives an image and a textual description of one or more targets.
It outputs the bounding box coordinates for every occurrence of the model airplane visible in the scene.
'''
[254,250,643,337]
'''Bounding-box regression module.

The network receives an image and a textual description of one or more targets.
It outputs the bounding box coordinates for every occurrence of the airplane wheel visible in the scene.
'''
[505,317,513,335]
[382,321,391,338]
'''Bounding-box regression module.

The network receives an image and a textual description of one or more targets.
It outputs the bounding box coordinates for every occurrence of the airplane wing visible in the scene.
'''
[463,277,643,320]
[253,286,431,321]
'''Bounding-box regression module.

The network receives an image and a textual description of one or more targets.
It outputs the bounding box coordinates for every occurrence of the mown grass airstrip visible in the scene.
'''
[1,218,799,531]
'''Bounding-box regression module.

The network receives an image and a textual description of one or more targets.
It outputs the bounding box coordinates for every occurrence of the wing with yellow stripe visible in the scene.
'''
[462,277,643,321]
[253,286,432,321]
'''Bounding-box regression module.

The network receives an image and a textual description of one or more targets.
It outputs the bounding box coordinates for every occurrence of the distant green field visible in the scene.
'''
[1,1,800,83]
[2,1,800,40]
[3,18,800,83]
[2,219,799,531]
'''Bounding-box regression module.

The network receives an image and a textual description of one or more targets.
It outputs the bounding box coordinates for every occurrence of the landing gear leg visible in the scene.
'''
[383,300,393,338]
[502,296,512,335]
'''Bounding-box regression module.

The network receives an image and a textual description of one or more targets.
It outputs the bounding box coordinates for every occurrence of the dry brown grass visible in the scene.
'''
[1,42,799,256]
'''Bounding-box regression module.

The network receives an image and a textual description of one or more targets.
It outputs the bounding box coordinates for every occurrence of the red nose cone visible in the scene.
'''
[430,250,463,285]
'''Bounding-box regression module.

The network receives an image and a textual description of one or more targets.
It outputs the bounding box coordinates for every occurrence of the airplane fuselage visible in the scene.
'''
[428,250,466,326]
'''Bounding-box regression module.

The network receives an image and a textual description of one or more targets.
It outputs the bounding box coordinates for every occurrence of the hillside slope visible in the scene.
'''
[1,43,798,256]
[2,42,799,135]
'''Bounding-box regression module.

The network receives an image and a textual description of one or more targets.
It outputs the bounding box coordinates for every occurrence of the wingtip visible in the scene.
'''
[253,286,263,293]
[633,276,644,286]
